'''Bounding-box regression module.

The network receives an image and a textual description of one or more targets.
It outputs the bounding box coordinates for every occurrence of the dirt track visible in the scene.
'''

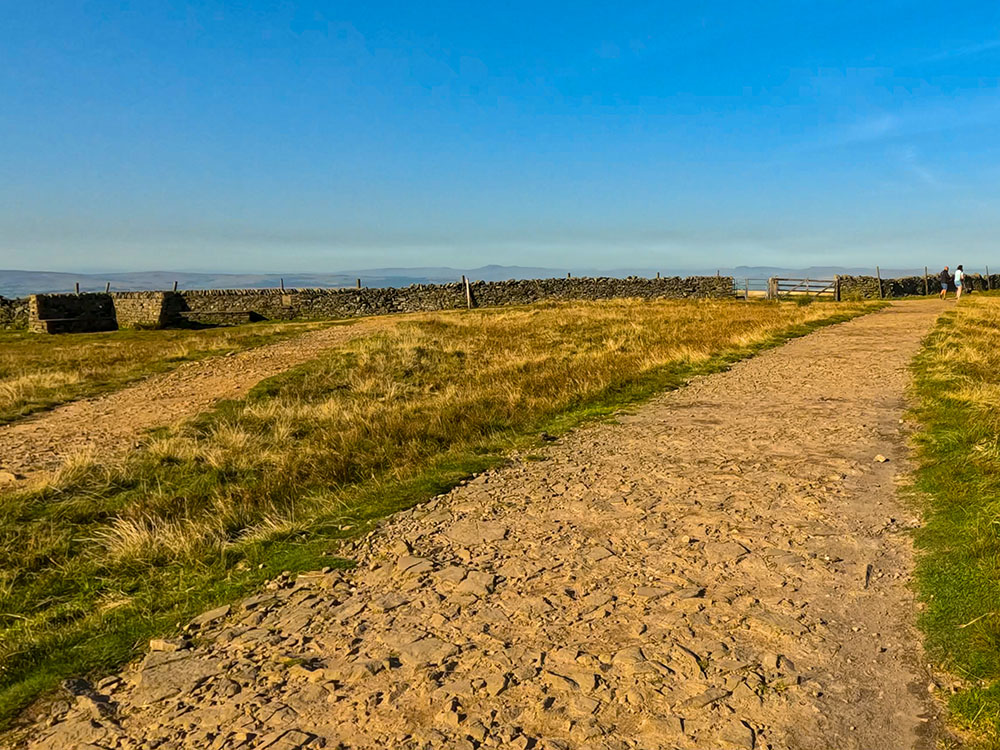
[21,301,948,750]
[0,320,388,482]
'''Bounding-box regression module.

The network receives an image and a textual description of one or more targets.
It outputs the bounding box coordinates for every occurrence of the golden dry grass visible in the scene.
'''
[0,322,328,424]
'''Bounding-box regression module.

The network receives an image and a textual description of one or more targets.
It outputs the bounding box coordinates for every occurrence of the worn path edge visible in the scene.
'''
[17,301,948,750]
[0,319,390,482]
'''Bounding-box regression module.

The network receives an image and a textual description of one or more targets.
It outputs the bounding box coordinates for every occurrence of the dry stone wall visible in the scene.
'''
[838,273,999,299]
[177,276,735,321]
[21,276,736,332]
[113,292,177,329]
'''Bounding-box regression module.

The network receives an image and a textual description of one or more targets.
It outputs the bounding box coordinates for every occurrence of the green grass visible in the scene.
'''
[0,321,331,425]
[0,298,879,730]
[910,296,1000,746]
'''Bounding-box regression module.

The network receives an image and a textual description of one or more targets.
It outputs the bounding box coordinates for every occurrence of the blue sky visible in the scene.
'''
[1,1,998,273]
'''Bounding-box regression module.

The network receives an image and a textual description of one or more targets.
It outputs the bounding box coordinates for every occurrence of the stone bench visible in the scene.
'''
[177,310,261,326]
[30,317,117,334]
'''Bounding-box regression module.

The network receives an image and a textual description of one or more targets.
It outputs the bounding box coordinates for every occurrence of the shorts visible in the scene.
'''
[940,281,947,290]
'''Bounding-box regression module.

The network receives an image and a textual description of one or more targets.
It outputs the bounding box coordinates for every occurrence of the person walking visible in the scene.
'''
[955,264,965,300]
[939,266,951,299]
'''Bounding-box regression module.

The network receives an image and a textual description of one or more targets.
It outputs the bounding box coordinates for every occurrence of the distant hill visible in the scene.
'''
[0,264,928,298]
[0,266,570,297]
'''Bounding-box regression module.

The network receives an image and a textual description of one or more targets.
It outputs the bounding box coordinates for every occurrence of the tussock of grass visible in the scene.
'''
[911,297,1000,744]
[0,322,328,424]
[0,298,876,728]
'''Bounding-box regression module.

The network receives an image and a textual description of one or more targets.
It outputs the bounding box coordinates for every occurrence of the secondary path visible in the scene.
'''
[0,319,390,483]
[21,301,947,750]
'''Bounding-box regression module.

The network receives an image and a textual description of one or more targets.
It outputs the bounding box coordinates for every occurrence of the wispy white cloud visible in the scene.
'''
[840,113,900,145]
[924,39,1000,62]
[800,98,1000,154]
[894,145,941,188]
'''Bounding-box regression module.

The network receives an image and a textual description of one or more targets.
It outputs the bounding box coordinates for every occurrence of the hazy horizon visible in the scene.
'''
[3,2,999,272]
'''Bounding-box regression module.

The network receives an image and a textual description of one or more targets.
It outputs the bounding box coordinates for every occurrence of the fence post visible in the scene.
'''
[988,266,992,291]
[924,267,928,296]
[463,275,472,309]
[356,278,361,289]
[75,282,80,295]
[105,282,111,293]
[767,277,777,299]
[835,275,841,302]
[745,278,750,301]
[876,266,883,299]
[280,278,285,292]
[172,280,178,292]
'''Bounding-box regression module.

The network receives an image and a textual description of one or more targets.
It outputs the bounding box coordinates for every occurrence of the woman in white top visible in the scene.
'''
[955,265,965,300]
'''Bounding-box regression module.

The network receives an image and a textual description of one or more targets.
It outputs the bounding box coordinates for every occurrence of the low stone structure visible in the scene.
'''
[22,276,736,333]
[28,293,117,333]
[113,292,185,329]
[12,270,997,333]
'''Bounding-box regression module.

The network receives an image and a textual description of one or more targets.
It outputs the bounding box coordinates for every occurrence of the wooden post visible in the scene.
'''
[105,282,111,293]
[767,277,777,300]
[75,282,80,295]
[745,278,750,301]
[876,266,883,299]
[924,266,929,296]
[835,275,841,302]
[280,278,285,292]
[172,280,178,292]
[463,275,472,309]
[356,278,361,289]
[804,277,810,297]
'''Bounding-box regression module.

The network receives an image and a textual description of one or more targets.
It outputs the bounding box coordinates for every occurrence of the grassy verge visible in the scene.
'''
[0,298,878,729]
[910,296,1000,745]
[0,321,331,425]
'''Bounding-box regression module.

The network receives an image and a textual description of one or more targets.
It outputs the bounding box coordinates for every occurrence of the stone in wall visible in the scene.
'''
[0,296,28,330]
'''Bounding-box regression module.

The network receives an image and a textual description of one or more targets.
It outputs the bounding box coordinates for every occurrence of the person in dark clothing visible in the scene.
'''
[939,266,952,299]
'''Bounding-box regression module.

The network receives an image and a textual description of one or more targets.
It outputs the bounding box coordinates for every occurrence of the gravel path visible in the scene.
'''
[20,301,947,750]
[0,320,388,483]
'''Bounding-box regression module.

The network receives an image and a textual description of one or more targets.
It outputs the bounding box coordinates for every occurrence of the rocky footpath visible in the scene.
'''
[17,302,947,750]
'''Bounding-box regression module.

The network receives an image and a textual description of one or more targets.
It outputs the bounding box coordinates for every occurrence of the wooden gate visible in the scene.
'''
[766,276,840,301]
